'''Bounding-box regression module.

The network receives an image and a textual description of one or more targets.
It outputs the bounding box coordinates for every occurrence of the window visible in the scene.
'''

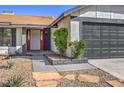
[0,28,12,46]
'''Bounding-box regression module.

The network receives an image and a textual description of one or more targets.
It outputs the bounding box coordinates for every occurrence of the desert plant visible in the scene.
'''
[69,40,86,58]
[6,58,14,69]
[53,28,68,56]
[5,75,25,87]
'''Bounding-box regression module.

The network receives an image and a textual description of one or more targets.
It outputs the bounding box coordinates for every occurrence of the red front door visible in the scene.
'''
[26,29,44,51]
[40,29,44,50]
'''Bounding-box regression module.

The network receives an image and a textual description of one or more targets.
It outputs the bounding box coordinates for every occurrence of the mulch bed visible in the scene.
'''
[57,69,124,87]
[0,56,35,87]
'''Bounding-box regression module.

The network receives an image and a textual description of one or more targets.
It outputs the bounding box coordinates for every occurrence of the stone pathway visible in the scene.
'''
[32,71,124,87]
[32,55,56,72]
[106,80,124,87]
[32,53,95,72]
[78,74,100,83]
[32,57,95,72]
[54,63,95,72]
[33,72,62,87]
[31,52,117,87]
[36,80,58,87]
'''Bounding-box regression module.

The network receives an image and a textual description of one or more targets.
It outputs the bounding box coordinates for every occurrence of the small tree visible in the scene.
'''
[53,28,68,56]
[69,40,86,59]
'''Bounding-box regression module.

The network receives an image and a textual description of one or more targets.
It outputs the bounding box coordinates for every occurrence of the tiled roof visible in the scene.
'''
[0,14,54,25]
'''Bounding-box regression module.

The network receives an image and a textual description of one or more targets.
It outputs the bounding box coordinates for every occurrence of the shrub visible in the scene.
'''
[53,28,68,56]
[69,40,86,58]
[6,58,14,69]
[5,75,25,87]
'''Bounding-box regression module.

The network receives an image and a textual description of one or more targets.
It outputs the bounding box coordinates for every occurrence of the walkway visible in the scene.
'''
[89,58,124,81]
[31,51,95,72]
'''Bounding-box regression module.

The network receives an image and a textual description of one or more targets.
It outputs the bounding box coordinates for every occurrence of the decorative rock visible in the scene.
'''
[78,74,100,83]
[64,74,76,81]
[36,80,57,87]
[33,72,62,81]
[106,80,124,87]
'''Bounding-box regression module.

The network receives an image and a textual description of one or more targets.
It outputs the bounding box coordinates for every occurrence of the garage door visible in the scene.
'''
[83,22,124,59]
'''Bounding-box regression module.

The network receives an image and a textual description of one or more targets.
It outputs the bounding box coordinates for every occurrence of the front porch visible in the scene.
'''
[0,27,51,55]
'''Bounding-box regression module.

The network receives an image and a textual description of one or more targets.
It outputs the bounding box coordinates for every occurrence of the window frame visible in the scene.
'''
[0,28,12,46]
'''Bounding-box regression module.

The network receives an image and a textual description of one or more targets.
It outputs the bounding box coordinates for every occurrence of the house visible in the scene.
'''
[51,5,124,59]
[0,11,54,55]
[1,6,124,59]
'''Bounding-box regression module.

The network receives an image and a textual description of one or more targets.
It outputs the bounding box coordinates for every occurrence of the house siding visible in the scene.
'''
[51,16,71,55]
[52,5,124,57]
[70,5,124,43]
[71,5,124,20]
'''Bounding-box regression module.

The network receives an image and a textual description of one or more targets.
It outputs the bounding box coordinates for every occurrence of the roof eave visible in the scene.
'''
[50,5,88,27]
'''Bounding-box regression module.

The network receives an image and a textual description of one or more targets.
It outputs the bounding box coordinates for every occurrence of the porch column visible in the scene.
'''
[16,28,22,54]
[26,29,31,51]
[40,29,44,50]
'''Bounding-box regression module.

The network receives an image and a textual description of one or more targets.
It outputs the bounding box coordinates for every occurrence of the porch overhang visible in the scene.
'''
[0,24,48,29]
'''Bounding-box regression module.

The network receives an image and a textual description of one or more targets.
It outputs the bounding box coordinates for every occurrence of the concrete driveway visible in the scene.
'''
[89,58,124,81]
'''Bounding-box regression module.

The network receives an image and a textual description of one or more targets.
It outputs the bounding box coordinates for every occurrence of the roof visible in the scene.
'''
[0,14,54,26]
[51,5,88,26]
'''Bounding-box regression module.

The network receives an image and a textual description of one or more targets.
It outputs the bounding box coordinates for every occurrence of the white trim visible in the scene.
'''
[0,46,16,55]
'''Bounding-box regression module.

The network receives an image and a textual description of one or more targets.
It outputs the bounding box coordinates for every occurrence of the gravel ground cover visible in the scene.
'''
[0,56,35,87]
[57,69,124,87]
[1,56,124,87]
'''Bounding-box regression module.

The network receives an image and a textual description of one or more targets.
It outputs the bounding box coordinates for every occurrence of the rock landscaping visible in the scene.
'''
[64,74,76,81]
[32,68,124,87]
[1,55,124,87]
[106,80,124,87]
[0,56,35,87]
[57,69,124,87]
[44,54,85,65]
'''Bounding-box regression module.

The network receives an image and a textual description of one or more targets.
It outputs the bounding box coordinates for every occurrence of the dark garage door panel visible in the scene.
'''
[83,22,124,59]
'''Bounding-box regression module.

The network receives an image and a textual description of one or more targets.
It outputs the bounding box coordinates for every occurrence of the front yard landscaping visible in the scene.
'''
[33,68,124,87]
[1,55,124,87]
[58,69,124,87]
[0,56,35,87]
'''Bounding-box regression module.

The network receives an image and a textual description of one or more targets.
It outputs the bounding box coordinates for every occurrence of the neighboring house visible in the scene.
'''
[0,11,54,55]
[51,5,124,59]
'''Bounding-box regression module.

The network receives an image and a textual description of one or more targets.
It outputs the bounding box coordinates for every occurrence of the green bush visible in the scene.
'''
[5,75,25,87]
[53,28,68,56]
[6,58,14,69]
[69,40,86,58]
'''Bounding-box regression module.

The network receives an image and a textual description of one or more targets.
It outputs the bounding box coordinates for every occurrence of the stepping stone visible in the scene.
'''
[78,74,100,83]
[106,80,124,87]
[36,80,57,87]
[64,74,76,81]
[33,72,62,81]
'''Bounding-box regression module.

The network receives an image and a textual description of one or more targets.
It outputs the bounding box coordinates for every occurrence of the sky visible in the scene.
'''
[0,5,76,17]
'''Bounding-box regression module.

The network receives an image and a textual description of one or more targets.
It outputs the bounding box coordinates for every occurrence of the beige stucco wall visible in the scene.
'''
[51,16,72,56]
[51,28,58,53]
